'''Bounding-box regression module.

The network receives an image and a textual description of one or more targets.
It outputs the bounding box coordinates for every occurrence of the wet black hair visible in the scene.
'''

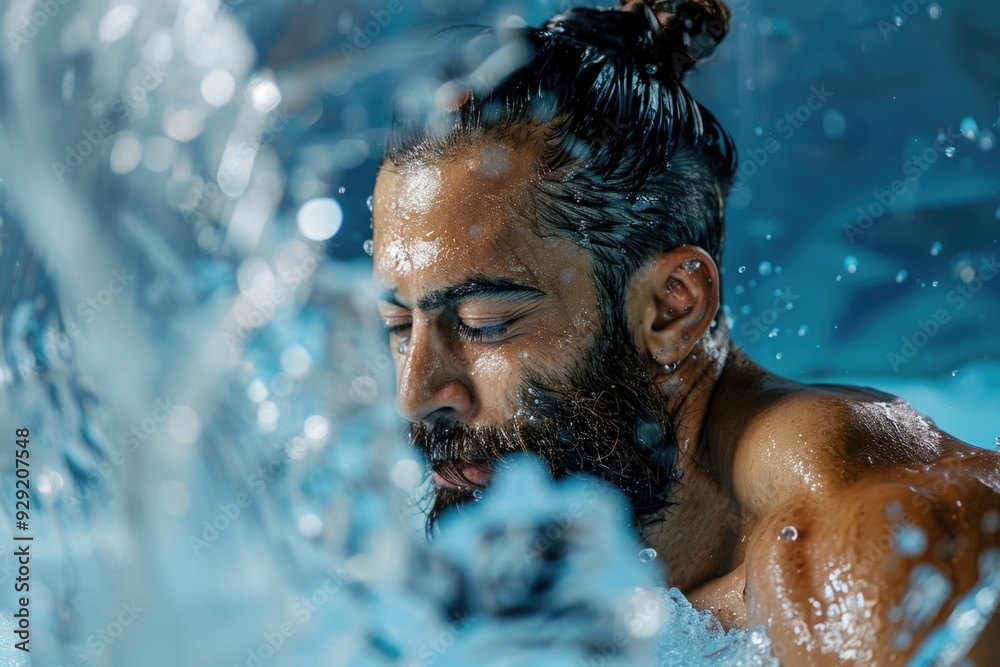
[383,0,738,342]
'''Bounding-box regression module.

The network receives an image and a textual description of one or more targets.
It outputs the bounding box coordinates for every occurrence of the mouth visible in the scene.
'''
[431,459,495,490]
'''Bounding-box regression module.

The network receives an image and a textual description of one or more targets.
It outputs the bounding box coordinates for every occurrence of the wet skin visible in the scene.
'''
[372,138,1000,666]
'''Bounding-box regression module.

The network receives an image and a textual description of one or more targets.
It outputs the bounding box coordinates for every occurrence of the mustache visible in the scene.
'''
[410,419,526,467]
[409,338,680,528]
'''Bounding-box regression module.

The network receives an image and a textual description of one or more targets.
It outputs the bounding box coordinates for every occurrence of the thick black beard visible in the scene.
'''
[409,331,679,533]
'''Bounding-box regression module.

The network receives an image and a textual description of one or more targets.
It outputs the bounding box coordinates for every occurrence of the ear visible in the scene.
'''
[626,246,721,373]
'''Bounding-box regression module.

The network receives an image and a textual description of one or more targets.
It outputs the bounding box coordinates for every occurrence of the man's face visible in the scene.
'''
[373,140,677,525]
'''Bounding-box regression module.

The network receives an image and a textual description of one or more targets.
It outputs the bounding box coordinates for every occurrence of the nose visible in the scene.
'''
[394,320,474,424]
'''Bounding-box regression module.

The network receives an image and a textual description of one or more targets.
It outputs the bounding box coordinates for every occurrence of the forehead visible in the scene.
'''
[372,141,588,296]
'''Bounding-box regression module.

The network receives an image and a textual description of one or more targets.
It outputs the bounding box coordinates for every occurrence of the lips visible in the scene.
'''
[432,459,494,489]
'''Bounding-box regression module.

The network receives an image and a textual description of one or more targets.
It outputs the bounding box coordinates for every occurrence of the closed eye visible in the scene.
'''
[456,320,511,343]
[380,321,410,343]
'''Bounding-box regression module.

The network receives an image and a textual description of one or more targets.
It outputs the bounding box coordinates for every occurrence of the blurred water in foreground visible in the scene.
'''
[0,0,997,665]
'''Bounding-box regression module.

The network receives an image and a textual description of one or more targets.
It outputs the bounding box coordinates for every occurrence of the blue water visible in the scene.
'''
[0,0,997,665]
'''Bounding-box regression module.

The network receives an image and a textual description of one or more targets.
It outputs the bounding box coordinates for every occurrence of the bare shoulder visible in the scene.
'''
[731,384,1000,664]
[729,381,1000,518]
[742,471,1000,665]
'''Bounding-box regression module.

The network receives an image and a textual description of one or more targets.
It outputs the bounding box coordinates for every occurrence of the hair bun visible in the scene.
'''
[620,0,731,76]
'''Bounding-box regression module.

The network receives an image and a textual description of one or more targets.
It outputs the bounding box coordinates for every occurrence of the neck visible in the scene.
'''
[663,321,730,468]
[638,324,754,589]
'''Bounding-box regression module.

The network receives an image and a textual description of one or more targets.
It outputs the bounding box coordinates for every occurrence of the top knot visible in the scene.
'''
[619,0,731,76]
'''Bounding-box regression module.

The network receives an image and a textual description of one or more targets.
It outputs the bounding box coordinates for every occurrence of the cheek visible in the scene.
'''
[469,348,514,381]
[555,267,600,348]
[468,348,522,406]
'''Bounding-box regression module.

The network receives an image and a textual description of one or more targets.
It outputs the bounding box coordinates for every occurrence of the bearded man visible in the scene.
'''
[370,1,1000,663]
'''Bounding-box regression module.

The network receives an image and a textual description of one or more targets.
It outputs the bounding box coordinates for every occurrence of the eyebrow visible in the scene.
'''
[380,275,546,311]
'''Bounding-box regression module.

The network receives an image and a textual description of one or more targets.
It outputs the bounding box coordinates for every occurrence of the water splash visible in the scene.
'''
[906,550,1000,667]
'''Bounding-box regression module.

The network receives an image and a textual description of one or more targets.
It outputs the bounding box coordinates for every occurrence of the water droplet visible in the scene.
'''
[662,361,679,373]
[363,239,374,256]
[298,513,323,538]
[397,337,410,355]
[895,269,908,283]
[639,548,657,562]
[775,352,783,360]
[893,14,903,26]
[517,351,525,359]
[797,325,809,336]
[682,258,702,272]
[645,63,658,75]
[930,241,943,256]
[389,200,397,210]
[894,524,928,556]
[472,489,483,501]
[778,526,798,541]
[844,255,858,274]
[960,117,979,141]
[338,185,346,194]
[738,265,746,274]
[951,370,958,377]
[630,195,657,212]
[758,261,773,276]
[944,146,956,158]
[823,110,847,139]
[927,2,941,19]
[366,195,373,212]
